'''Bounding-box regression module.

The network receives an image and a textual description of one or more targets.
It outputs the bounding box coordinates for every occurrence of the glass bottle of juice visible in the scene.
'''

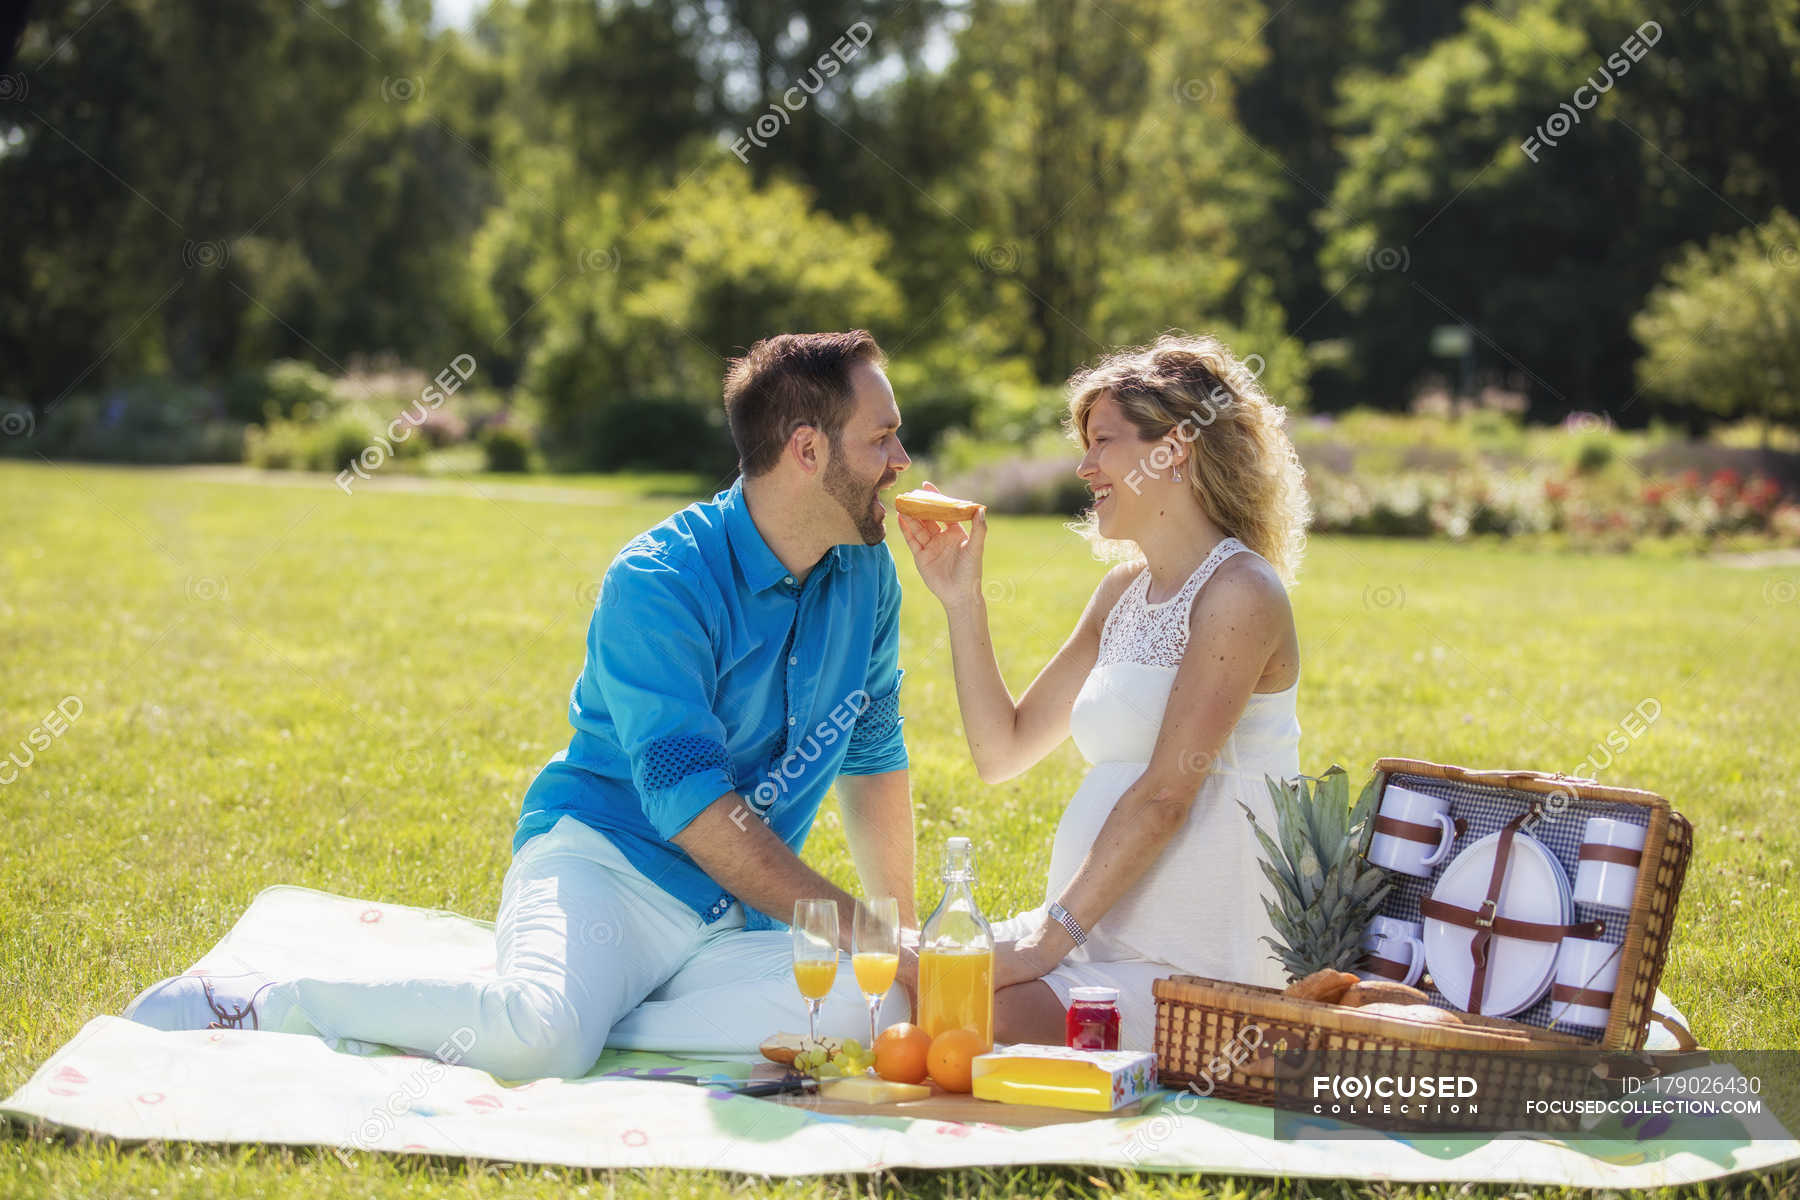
[917,836,995,1051]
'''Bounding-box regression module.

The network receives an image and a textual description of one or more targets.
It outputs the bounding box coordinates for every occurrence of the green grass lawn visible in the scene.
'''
[3,460,1798,1198]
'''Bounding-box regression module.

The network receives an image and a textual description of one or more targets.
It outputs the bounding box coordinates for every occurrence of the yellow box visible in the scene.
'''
[970,1044,1157,1112]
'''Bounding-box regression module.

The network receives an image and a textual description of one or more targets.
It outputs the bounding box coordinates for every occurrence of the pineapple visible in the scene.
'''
[1240,765,1392,983]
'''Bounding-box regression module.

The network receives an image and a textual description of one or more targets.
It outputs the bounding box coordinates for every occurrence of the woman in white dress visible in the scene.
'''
[897,333,1311,1050]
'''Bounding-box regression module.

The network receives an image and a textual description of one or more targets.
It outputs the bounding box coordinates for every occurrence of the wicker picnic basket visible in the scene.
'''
[1153,757,1695,1114]
[1152,974,1599,1121]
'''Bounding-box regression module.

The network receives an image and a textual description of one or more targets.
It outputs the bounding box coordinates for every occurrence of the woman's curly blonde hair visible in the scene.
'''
[1064,333,1309,586]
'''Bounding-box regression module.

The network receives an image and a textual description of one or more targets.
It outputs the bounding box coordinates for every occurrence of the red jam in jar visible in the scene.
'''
[1065,986,1121,1050]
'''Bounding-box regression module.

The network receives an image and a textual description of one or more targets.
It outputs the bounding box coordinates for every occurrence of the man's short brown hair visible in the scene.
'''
[722,330,887,477]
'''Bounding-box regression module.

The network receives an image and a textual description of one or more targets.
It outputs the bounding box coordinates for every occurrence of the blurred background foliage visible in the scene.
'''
[4,0,1800,541]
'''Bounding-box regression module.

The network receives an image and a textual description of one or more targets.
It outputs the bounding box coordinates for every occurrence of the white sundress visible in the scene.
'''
[992,536,1301,1045]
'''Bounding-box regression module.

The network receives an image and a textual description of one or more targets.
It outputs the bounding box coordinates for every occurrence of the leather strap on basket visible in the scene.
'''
[1578,843,1643,867]
[1415,811,1605,1015]
[1650,1011,1701,1052]
[1374,813,1468,845]
[1363,954,1411,982]
[1551,982,1614,1008]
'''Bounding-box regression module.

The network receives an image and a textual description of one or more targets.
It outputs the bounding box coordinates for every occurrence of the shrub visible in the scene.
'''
[10,379,245,464]
[568,395,732,474]
[313,413,384,473]
[256,360,338,421]
[244,420,307,469]
[481,421,535,473]
[1574,437,1615,474]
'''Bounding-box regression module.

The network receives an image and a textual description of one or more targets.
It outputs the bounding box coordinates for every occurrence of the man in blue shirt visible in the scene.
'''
[125,331,922,1078]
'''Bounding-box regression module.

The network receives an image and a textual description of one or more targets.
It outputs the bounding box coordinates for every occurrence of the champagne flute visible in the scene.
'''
[852,897,901,1059]
[791,899,840,1041]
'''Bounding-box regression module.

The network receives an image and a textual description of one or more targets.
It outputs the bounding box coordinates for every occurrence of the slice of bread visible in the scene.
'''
[894,490,982,522]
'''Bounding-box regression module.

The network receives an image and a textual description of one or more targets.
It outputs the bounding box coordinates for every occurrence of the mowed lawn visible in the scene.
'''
[2,459,1798,1199]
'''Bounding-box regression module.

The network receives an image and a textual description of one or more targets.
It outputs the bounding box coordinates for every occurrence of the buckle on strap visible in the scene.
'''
[1474,897,1498,929]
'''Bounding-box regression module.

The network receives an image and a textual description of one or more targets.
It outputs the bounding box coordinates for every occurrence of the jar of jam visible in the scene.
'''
[1064,986,1121,1050]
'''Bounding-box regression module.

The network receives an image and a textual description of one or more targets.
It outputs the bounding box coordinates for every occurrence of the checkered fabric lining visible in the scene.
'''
[1376,772,1650,1033]
[639,733,732,795]
[845,688,900,753]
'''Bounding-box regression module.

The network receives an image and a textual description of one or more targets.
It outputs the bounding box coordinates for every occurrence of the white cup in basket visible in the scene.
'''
[1574,816,1647,908]
[1367,785,1458,878]
[1359,915,1426,987]
[1549,935,1622,1031]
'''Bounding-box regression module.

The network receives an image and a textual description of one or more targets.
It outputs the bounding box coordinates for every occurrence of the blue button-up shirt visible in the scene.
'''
[513,478,908,927]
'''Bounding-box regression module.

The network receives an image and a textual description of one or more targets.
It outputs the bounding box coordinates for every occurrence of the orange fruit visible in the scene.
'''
[925,1028,986,1093]
[873,1022,932,1085]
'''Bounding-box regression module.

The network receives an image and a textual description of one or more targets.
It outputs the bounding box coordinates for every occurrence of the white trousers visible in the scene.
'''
[262,815,908,1080]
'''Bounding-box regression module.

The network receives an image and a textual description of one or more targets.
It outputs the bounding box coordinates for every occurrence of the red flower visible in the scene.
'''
[1743,477,1783,512]
[1680,469,1702,492]
[1545,479,1569,501]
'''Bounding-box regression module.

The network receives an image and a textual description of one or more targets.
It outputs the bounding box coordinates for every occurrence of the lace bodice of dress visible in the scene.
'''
[1095,537,1248,668]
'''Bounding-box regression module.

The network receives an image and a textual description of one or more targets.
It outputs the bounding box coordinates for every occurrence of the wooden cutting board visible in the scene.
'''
[756,1067,1151,1127]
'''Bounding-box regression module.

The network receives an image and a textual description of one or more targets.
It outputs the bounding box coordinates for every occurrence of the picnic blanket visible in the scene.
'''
[5,885,1796,1185]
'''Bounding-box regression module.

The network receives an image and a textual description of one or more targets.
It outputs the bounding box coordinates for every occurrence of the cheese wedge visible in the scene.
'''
[819,1077,933,1105]
[894,490,982,522]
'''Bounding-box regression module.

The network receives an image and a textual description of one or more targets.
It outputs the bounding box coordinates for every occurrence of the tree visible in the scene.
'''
[938,0,1302,392]
[0,0,483,407]
[1632,210,1800,441]
[1320,0,1800,419]
[519,161,902,471]
[1233,0,1465,401]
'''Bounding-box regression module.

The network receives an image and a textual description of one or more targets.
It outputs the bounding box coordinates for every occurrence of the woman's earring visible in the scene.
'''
[1173,469,1181,482]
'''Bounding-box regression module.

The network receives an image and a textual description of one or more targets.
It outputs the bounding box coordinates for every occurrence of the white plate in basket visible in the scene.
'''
[1422,830,1572,1016]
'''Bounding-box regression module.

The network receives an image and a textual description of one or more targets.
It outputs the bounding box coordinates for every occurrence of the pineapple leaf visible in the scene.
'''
[1248,765,1404,977]
[1272,779,1310,886]
[1256,857,1296,904]
[1350,773,1383,853]
[1300,774,1330,868]
[1240,800,1298,897]
[1322,765,1351,848]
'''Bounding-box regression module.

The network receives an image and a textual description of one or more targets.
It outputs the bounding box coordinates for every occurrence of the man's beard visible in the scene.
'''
[823,453,891,545]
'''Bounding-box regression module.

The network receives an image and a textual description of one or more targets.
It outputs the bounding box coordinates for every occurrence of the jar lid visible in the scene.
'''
[1068,986,1118,1004]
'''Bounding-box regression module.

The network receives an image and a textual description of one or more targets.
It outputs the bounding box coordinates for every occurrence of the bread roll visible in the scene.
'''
[1353,1002,1464,1026]
[1340,980,1431,1008]
[1282,968,1360,1005]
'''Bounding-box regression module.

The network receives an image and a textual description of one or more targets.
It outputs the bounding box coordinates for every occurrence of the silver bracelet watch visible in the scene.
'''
[1047,900,1088,947]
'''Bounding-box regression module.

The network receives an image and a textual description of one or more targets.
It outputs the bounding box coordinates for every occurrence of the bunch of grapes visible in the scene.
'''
[790,1037,873,1079]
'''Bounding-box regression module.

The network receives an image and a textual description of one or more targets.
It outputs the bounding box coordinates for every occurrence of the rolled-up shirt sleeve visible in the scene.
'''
[839,549,908,777]
[591,549,736,841]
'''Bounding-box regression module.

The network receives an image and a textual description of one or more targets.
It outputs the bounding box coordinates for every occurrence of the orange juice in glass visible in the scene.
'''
[918,837,995,1051]
[793,957,839,999]
[791,899,840,1040]
[853,952,899,994]
[852,897,901,1056]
